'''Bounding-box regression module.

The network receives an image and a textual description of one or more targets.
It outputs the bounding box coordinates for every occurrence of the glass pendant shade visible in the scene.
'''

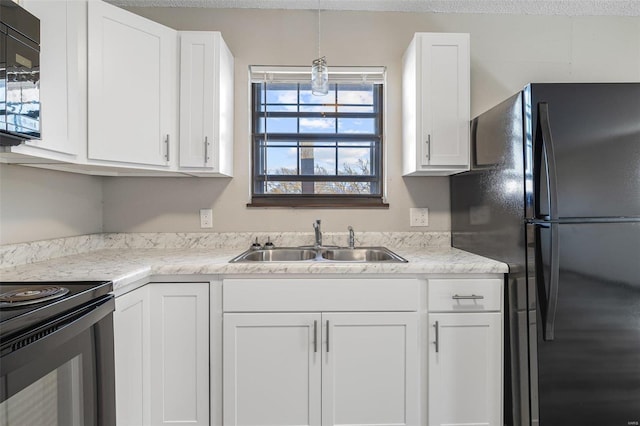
[311,57,329,96]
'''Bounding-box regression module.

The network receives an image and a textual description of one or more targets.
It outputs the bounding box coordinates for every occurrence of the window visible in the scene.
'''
[249,66,387,208]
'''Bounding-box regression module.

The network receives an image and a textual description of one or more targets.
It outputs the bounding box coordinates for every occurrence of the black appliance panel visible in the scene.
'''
[0,281,115,426]
[529,221,640,426]
[528,83,640,220]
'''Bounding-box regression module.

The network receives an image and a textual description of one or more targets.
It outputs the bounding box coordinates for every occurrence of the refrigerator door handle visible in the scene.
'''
[535,222,560,341]
[538,102,559,221]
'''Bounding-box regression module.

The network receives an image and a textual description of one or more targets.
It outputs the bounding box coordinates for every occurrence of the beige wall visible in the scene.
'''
[2,9,639,242]
[0,164,103,244]
[102,8,639,234]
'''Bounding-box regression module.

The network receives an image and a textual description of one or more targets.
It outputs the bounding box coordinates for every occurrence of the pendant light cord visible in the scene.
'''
[317,0,321,59]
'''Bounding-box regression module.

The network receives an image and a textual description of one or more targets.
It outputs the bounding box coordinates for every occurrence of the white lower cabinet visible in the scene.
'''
[114,283,209,426]
[114,285,151,426]
[427,279,503,426]
[223,311,419,426]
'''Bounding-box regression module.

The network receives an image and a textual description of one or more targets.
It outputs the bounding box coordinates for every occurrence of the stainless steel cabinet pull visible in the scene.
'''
[326,320,330,353]
[204,137,210,164]
[452,294,485,300]
[425,134,431,160]
[434,321,439,353]
[313,320,318,353]
[164,134,170,161]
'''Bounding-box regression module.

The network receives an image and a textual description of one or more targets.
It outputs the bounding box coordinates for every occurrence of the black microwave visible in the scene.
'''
[0,0,40,146]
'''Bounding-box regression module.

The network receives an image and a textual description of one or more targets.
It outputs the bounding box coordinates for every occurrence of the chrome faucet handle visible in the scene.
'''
[250,237,262,250]
[347,226,355,249]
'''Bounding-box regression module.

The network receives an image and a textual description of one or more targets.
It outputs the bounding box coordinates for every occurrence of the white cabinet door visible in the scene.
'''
[402,32,470,176]
[428,312,502,426]
[149,283,209,426]
[223,313,322,426]
[114,285,151,426]
[15,0,85,159]
[322,312,419,426]
[178,31,233,175]
[87,0,177,167]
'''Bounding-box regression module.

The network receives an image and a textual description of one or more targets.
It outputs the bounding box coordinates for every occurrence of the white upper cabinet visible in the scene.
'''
[402,33,470,176]
[87,0,177,167]
[178,31,234,176]
[8,0,86,161]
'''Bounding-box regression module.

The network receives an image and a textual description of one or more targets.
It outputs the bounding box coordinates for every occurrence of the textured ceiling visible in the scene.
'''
[107,0,640,16]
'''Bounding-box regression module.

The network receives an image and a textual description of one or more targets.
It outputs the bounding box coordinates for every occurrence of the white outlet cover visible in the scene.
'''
[410,208,429,227]
[200,209,213,228]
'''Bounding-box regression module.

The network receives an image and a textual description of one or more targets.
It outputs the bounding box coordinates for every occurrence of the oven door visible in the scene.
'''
[0,295,115,426]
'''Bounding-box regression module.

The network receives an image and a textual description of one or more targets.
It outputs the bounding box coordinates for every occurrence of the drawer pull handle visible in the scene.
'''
[313,320,318,353]
[452,294,485,300]
[326,320,330,353]
[434,321,439,353]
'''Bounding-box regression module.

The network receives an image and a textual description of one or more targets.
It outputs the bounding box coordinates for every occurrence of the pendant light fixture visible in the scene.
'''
[311,0,328,96]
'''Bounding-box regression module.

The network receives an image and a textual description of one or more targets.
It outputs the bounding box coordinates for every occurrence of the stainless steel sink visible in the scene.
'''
[231,248,318,262]
[319,247,407,262]
[229,247,407,263]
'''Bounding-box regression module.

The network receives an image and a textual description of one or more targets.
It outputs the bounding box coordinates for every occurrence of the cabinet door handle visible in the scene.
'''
[164,134,170,161]
[204,137,210,164]
[326,320,330,353]
[425,134,431,161]
[452,294,485,300]
[434,320,440,353]
[313,320,318,353]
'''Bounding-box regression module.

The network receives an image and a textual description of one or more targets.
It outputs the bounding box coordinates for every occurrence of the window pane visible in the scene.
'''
[300,104,335,113]
[300,147,336,175]
[338,118,375,134]
[300,83,336,104]
[265,84,297,104]
[299,117,335,133]
[338,84,374,106]
[315,181,372,195]
[265,181,302,194]
[265,147,297,174]
[338,148,372,175]
[265,117,297,133]
[337,105,374,113]
[266,104,297,112]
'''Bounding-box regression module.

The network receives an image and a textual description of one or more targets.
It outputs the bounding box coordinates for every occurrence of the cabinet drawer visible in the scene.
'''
[428,279,502,312]
[223,278,419,312]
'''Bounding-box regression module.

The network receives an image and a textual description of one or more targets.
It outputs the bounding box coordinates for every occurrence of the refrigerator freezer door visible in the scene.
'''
[528,83,640,220]
[528,221,640,426]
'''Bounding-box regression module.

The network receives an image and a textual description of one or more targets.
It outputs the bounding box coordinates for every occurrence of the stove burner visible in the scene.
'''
[0,286,70,308]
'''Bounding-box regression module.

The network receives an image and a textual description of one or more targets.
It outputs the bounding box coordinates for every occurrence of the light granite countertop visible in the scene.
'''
[0,233,508,293]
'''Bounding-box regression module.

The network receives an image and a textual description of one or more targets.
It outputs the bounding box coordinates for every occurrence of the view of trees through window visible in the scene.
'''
[251,80,384,203]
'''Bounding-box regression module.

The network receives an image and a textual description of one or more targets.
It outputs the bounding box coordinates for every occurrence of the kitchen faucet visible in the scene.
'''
[348,226,355,249]
[313,220,322,248]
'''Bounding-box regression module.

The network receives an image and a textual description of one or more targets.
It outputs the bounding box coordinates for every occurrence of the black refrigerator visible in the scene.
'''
[450,83,640,426]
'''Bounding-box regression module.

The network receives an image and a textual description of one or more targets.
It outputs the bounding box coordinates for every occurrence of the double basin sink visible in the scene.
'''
[230,247,408,263]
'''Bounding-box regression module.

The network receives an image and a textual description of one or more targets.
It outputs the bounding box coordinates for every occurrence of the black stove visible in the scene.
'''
[0,280,116,426]
[0,281,113,340]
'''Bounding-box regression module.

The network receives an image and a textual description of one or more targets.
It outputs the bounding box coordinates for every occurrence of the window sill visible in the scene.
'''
[248,196,389,209]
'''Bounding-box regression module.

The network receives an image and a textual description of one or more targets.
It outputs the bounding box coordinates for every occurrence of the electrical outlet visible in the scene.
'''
[410,208,429,227]
[200,209,213,228]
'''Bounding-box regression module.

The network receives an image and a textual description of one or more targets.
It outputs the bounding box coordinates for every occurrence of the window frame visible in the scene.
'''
[248,67,388,208]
